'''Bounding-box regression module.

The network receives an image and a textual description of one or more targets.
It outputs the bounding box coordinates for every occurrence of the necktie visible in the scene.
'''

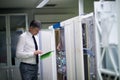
[32,35,39,64]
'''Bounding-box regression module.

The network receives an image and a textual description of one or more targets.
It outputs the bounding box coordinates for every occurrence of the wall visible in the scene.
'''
[0,8,78,29]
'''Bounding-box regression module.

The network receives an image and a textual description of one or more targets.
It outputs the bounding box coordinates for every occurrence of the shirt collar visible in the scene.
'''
[27,31,33,37]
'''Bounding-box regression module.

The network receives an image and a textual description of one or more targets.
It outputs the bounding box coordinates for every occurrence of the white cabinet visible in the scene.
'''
[39,30,57,80]
[61,16,84,80]
[39,15,95,80]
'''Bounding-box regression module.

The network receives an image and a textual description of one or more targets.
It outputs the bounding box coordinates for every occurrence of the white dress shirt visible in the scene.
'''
[16,31,39,64]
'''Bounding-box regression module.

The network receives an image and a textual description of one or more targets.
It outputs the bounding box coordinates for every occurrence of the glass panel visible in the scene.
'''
[0,16,7,66]
[10,15,26,65]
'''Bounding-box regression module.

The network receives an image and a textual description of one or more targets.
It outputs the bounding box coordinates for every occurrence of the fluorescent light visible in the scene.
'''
[36,0,49,8]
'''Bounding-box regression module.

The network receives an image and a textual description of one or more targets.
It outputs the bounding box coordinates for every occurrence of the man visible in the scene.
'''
[16,20,42,80]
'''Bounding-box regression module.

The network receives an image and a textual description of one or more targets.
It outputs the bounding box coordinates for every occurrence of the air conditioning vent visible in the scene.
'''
[45,4,56,7]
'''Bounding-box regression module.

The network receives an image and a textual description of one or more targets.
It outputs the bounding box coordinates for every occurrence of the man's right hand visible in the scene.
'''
[34,50,43,55]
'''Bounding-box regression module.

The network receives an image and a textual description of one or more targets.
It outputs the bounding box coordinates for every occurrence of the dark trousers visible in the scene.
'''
[20,62,38,80]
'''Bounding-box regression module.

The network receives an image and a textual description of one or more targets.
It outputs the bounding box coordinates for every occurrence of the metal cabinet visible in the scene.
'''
[39,30,57,80]
[94,1,120,80]
[61,16,85,80]
[0,14,28,80]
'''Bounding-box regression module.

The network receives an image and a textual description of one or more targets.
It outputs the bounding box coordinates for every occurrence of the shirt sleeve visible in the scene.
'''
[16,35,34,59]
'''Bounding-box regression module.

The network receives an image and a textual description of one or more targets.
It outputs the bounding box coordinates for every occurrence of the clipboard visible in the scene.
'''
[40,51,54,60]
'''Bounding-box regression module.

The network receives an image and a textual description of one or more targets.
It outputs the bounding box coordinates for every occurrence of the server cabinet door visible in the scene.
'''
[39,30,57,80]
[61,16,84,80]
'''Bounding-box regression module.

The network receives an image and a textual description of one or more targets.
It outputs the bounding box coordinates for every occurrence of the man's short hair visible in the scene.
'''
[30,20,41,29]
